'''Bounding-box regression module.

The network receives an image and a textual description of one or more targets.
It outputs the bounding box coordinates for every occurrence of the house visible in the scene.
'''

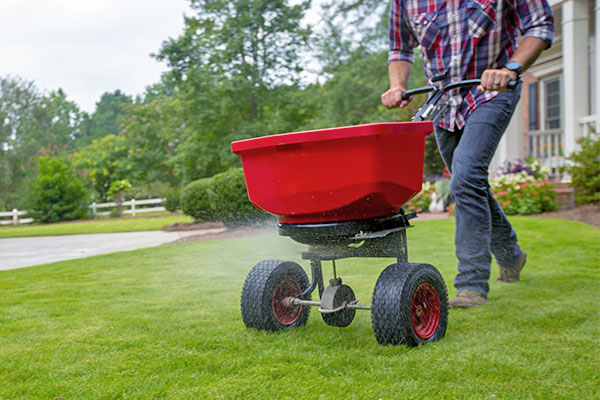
[493,0,598,178]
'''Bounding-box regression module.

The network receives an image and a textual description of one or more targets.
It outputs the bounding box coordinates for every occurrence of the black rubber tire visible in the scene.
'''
[240,260,311,331]
[371,263,448,346]
[322,284,356,327]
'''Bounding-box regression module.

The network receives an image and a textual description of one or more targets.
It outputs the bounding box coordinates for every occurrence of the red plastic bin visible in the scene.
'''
[231,121,434,224]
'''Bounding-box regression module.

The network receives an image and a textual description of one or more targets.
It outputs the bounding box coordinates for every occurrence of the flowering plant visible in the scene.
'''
[490,172,558,215]
[404,181,435,213]
[500,157,549,179]
[107,179,132,197]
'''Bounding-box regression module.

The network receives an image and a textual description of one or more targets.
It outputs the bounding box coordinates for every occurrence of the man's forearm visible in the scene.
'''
[389,60,413,89]
[509,36,549,72]
[381,61,413,108]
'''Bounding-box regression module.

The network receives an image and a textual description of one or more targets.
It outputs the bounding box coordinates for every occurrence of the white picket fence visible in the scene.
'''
[0,198,166,226]
[0,209,34,226]
[89,198,166,217]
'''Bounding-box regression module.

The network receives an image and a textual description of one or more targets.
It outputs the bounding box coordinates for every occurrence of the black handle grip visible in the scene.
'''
[507,80,519,90]
[401,86,436,101]
[401,79,520,101]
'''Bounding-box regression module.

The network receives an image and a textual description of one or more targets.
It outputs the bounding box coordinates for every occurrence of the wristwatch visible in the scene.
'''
[504,61,522,76]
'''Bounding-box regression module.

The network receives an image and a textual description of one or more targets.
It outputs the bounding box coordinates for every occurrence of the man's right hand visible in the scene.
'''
[381,87,412,109]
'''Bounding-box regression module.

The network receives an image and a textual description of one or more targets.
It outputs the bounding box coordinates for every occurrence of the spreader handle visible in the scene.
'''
[401,79,519,101]
[401,86,436,101]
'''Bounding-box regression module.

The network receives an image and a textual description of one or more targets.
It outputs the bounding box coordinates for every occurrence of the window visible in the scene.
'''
[544,77,561,130]
[528,82,538,130]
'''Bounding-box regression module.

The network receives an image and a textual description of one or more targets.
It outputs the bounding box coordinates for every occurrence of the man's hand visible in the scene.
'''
[381,87,412,109]
[477,68,518,92]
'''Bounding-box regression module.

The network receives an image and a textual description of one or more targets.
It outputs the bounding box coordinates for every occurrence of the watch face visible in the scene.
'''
[506,61,522,74]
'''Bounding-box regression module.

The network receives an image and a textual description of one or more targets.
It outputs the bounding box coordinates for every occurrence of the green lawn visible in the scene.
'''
[0,217,598,399]
[0,214,194,238]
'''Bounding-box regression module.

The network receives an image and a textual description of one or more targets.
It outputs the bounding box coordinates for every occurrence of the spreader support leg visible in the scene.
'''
[299,259,324,299]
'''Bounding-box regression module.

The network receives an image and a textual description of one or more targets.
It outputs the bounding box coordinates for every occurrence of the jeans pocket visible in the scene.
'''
[467,0,497,38]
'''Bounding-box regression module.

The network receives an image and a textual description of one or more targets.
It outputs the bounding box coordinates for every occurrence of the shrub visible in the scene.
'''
[26,157,88,223]
[434,179,451,204]
[162,187,181,213]
[107,179,132,217]
[490,172,558,215]
[181,168,270,226]
[209,168,270,227]
[181,178,214,221]
[423,135,445,179]
[562,136,600,204]
[107,180,132,197]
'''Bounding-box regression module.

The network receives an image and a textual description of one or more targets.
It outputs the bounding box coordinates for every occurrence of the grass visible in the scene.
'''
[0,217,598,399]
[0,214,194,238]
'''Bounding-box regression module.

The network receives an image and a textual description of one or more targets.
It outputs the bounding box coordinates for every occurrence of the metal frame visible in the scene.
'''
[280,211,414,313]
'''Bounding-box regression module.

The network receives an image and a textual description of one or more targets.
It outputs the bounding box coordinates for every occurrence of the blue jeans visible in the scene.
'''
[435,85,523,297]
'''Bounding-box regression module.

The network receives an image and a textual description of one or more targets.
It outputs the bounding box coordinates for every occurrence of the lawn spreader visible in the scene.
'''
[231,78,515,346]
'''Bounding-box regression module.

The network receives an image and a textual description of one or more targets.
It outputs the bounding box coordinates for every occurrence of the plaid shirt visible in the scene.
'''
[390,0,554,130]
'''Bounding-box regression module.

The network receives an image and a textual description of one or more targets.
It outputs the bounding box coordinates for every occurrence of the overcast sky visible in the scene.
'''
[0,0,192,113]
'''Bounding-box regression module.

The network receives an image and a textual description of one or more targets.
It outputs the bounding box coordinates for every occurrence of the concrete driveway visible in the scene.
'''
[0,228,224,271]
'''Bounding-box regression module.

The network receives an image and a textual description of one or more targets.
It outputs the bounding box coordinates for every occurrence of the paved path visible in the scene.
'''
[0,228,225,271]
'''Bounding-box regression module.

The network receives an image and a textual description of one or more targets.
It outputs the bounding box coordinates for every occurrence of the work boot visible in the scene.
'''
[448,290,488,308]
[497,251,527,283]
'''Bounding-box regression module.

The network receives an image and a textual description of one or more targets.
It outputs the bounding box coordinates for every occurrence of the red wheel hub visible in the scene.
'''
[410,283,441,340]
[272,278,302,325]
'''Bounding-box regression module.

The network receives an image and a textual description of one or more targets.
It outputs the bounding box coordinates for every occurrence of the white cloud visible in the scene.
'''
[0,0,191,112]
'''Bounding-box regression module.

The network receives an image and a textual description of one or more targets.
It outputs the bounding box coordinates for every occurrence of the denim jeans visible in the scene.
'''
[435,84,523,297]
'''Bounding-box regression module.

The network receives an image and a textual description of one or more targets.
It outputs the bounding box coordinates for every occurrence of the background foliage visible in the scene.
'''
[0,0,438,220]
[563,136,600,204]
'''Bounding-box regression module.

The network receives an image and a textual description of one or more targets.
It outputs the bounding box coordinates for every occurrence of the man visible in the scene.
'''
[382,0,554,308]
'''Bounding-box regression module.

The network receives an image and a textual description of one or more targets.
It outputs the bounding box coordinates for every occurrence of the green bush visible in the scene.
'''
[162,187,181,213]
[180,178,214,221]
[210,168,270,227]
[490,172,558,215]
[26,157,88,223]
[563,136,600,204]
[180,168,270,226]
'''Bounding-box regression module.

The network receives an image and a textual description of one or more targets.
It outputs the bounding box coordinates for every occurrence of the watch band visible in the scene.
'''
[504,61,522,75]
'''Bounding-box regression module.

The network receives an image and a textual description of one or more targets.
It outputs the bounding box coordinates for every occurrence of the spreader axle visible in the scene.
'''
[282,297,371,312]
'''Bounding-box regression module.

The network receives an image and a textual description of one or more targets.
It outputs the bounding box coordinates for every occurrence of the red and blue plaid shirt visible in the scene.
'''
[390,0,554,130]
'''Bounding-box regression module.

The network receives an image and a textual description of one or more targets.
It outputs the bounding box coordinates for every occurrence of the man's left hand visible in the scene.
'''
[477,68,518,92]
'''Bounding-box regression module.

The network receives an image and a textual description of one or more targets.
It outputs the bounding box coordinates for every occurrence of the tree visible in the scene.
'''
[119,95,189,187]
[26,156,88,223]
[76,90,132,146]
[71,134,135,201]
[0,76,84,210]
[154,0,312,180]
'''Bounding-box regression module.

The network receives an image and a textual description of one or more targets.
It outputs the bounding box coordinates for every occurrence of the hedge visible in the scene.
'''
[181,168,270,226]
[181,178,214,221]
